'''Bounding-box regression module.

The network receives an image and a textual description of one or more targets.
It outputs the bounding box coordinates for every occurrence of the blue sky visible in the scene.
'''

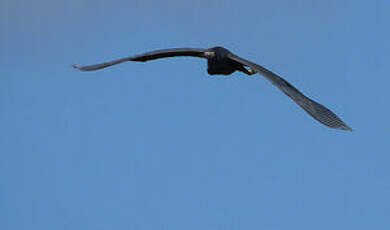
[1,0,389,229]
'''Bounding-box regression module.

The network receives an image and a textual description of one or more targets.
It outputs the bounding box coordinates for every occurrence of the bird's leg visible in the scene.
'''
[247,68,256,75]
[238,66,256,76]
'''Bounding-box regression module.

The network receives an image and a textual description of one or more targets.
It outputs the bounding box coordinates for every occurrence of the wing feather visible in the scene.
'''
[73,48,208,71]
[228,53,352,131]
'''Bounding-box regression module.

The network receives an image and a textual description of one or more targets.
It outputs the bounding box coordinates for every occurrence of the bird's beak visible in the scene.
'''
[204,51,215,58]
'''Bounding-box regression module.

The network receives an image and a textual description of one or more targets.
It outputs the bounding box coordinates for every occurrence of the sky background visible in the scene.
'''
[1,0,389,229]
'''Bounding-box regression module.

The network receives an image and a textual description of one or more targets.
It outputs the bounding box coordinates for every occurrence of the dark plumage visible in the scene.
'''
[73,46,352,131]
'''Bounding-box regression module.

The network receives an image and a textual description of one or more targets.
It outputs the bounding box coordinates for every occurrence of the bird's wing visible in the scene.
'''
[129,48,208,62]
[73,48,208,71]
[228,53,351,131]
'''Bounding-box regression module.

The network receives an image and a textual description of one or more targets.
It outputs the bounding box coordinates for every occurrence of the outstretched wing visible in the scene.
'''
[228,53,352,131]
[73,48,208,71]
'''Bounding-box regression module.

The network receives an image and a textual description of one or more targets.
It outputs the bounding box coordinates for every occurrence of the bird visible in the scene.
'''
[73,46,352,131]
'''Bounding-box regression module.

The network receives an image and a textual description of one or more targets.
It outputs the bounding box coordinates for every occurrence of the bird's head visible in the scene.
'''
[207,46,231,60]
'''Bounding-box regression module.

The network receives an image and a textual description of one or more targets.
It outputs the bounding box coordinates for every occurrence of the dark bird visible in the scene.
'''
[73,46,352,131]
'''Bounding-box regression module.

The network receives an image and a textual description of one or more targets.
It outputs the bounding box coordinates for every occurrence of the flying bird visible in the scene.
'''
[73,46,351,131]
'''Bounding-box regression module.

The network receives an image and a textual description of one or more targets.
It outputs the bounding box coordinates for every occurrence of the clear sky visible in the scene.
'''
[1,0,389,229]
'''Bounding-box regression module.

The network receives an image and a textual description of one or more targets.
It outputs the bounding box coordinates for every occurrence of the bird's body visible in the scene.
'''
[73,46,351,131]
[206,47,251,75]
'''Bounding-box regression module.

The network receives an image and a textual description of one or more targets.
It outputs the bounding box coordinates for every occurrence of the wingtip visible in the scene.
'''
[72,64,81,69]
[72,64,88,71]
[340,124,353,132]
